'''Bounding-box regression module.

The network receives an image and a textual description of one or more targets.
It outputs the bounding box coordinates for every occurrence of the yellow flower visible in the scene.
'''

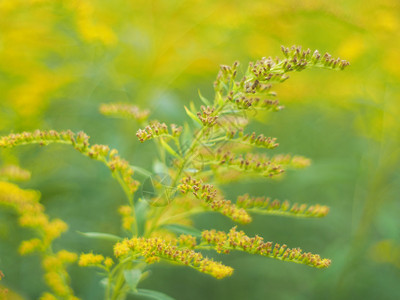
[57,250,78,264]
[39,293,57,300]
[104,257,114,268]
[19,238,42,255]
[78,253,104,267]
[113,240,131,257]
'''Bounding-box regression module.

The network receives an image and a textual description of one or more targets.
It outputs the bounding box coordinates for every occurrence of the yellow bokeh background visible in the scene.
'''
[0,0,399,299]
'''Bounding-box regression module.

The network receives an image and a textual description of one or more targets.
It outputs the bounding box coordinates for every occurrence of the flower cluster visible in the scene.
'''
[136,121,182,142]
[236,194,330,218]
[99,103,149,122]
[214,62,239,94]
[201,227,331,268]
[107,149,139,194]
[214,151,284,177]
[78,253,114,269]
[226,93,283,111]
[235,132,279,149]
[0,181,79,298]
[118,205,135,230]
[281,46,350,70]
[113,236,233,279]
[0,130,140,195]
[41,250,78,299]
[0,181,67,251]
[179,177,251,224]
[197,106,218,127]
[251,46,350,80]
[213,151,311,177]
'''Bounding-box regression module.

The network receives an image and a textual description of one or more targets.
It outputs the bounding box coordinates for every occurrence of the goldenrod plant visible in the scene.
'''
[0,168,78,299]
[0,46,348,299]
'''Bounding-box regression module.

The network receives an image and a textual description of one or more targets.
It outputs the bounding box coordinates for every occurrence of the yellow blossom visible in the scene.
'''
[57,250,78,264]
[114,236,233,279]
[113,240,131,257]
[19,238,42,255]
[104,257,114,268]
[44,271,69,296]
[39,293,57,300]
[78,253,105,267]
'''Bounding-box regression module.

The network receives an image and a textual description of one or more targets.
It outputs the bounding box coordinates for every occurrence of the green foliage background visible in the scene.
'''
[0,0,399,299]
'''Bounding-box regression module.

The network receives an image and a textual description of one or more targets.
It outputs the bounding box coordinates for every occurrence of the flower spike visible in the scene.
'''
[201,227,331,268]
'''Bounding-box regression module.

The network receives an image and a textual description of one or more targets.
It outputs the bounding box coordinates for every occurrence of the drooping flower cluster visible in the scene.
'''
[113,236,233,279]
[236,194,330,218]
[0,181,67,251]
[99,103,149,122]
[179,176,251,224]
[0,180,79,298]
[41,250,78,299]
[107,149,139,194]
[0,130,139,195]
[201,227,331,268]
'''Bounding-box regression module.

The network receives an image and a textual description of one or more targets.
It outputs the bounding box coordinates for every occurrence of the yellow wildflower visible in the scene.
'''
[78,253,104,267]
[19,238,42,255]
[104,257,114,268]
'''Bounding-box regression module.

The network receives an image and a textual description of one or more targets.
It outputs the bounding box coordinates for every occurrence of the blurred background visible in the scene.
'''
[0,0,399,299]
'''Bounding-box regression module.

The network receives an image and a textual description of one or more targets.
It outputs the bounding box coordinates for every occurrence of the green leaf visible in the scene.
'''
[131,165,153,177]
[139,270,151,282]
[133,289,176,300]
[198,90,210,106]
[161,224,202,237]
[159,139,180,158]
[184,105,202,126]
[124,269,142,291]
[77,231,122,242]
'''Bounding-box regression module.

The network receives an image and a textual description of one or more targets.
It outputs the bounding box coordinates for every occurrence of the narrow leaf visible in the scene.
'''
[77,231,122,242]
[198,90,210,106]
[159,139,180,158]
[134,289,176,300]
[124,269,142,291]
[184,106,202,126]
[131,165,153,177]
